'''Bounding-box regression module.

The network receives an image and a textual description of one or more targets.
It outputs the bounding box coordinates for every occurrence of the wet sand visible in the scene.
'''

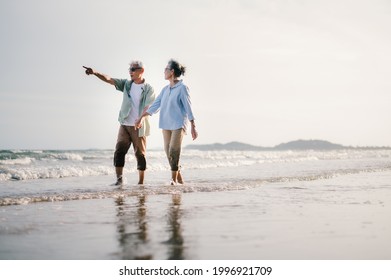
[1,171,390,260]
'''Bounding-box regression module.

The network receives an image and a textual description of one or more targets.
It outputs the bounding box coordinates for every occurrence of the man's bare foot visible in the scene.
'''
[114,176,123,186]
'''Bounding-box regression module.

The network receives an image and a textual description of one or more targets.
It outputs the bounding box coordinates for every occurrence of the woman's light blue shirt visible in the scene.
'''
[147,80,195,131]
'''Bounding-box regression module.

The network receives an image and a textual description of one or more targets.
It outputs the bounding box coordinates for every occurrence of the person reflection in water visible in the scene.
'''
[166,194,185,260]
[115,195,151,260]
[115,194,185,260]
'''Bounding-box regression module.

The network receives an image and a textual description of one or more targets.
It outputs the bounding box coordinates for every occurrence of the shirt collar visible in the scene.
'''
[170,80,183,89]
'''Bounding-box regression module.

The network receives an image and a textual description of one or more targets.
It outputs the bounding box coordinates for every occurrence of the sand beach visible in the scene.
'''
[1,148,391,260]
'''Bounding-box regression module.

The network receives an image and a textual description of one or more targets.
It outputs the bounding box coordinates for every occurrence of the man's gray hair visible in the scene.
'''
[130,60,144,68]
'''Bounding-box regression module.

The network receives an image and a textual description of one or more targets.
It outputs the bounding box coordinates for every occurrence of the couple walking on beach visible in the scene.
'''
[83,59,198,186]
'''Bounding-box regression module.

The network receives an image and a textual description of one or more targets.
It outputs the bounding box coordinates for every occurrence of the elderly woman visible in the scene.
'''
[136,59,198,185]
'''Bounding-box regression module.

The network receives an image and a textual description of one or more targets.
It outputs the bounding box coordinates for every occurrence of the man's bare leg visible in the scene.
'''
[138,170,145,185]
[115,167,123,185]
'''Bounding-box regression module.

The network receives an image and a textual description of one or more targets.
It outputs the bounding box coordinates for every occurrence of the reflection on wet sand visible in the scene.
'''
[165,194,185,260]
[115,195,151,260]
[115,193,185,260]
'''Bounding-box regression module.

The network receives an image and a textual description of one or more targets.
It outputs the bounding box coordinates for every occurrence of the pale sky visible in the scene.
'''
[1,0,390,149]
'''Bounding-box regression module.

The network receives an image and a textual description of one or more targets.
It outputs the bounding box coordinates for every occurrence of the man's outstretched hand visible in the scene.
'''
[83,66,94,75]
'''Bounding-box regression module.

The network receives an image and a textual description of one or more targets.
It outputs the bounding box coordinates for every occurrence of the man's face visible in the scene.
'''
[129,64,144,81]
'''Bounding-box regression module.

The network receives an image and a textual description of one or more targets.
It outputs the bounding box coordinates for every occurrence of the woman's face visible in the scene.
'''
[164,65,174,80]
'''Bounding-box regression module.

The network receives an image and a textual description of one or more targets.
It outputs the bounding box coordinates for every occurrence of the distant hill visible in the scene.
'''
[185,139,390,151]
[186,141,267,151]
[274,139,344,150]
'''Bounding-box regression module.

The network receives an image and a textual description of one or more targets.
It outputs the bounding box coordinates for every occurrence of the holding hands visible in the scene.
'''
[134,118,143,129]
[134,111,150,130]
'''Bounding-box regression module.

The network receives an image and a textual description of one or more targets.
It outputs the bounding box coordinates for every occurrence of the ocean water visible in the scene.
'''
[1,148,390,206]
[1,148,391,260]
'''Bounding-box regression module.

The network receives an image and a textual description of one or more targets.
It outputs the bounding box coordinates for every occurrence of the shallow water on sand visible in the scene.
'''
[1,170,390,259]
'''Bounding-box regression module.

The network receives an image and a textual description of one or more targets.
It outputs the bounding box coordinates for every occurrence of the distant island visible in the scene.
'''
[185,139,391,151]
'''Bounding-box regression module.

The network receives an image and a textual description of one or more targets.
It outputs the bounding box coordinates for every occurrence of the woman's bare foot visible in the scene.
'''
[177,171,184,184]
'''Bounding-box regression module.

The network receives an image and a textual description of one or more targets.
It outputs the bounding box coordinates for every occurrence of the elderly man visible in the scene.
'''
[83,61,155,185]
